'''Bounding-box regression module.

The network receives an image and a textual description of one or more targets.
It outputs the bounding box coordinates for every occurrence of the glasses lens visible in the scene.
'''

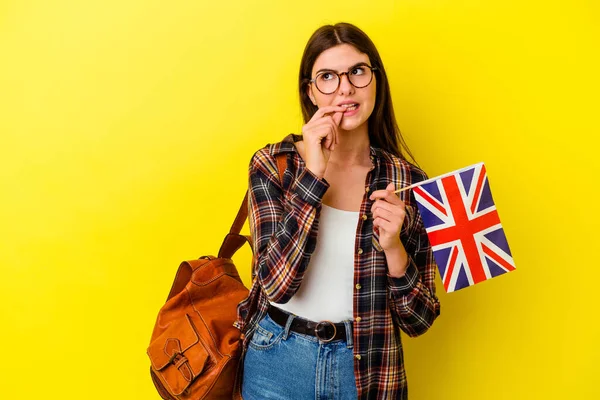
[315,72,339,94]
[348,66,373,88]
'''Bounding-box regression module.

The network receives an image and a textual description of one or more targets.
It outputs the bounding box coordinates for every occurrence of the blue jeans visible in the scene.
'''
[242,312,358,399]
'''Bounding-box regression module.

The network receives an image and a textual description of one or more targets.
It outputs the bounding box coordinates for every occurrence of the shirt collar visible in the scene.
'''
[268,133,301,155]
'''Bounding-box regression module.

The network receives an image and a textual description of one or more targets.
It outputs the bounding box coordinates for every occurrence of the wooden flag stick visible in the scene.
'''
[393,182,421,194]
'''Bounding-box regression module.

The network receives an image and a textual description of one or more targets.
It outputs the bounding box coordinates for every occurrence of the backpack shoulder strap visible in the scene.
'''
[274,153,287,184]
[218,153,288,259]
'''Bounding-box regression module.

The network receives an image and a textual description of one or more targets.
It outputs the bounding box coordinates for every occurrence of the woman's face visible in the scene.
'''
[307,44,377,132]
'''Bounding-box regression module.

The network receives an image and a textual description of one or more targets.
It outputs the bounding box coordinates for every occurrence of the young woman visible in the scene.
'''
[234,22,441,400]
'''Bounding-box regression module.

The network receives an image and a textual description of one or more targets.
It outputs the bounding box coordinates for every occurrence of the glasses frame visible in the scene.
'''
[309,64,378,95]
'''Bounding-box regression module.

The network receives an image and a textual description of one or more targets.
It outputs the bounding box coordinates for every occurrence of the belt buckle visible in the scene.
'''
[315,320,337,343]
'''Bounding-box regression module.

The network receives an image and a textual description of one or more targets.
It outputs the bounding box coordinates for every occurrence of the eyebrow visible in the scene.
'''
[315,62,370,75]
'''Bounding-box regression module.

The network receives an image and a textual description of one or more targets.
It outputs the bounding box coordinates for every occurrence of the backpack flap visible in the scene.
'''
[147,314,209,396]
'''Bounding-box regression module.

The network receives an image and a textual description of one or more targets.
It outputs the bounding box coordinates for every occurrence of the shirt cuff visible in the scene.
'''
[290,168,329,207]
[387,258,420,297]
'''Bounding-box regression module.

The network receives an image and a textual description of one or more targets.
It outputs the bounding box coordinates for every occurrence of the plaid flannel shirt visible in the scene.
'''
[235,133,440,399]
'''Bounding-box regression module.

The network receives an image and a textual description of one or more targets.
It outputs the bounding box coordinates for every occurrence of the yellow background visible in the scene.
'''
[1,0,598,399]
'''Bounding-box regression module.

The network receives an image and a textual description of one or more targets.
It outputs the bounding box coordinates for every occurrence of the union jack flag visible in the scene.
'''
[412,163,516,292]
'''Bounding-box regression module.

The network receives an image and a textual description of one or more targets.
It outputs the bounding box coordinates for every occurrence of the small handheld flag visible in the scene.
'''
[407,163,516,293]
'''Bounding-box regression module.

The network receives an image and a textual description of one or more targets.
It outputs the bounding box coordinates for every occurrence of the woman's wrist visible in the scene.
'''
[384,244,409,278]
[304,162,325,180]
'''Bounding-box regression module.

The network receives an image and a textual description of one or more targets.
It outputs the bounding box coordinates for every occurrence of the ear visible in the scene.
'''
[307,85,317,106]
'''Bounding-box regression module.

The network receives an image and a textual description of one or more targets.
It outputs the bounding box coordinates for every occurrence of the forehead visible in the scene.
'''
[312,44,371,74]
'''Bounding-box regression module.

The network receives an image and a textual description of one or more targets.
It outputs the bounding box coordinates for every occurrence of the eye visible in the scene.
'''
[351,67,366,76]
[320,72,335,81]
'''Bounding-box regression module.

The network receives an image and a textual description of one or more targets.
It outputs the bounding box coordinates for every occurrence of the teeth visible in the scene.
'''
[341,103,358,111]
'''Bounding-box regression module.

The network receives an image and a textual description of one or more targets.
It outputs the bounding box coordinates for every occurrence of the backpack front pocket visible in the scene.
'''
[147,314,210,396]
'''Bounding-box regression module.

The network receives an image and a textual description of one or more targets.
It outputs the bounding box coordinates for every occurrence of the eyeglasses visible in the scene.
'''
[309,63,378,95]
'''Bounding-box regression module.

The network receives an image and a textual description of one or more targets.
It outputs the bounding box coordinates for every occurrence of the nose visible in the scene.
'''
[337,72,355,96]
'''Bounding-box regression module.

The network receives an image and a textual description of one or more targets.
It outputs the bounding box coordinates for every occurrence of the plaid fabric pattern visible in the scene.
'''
[235,133,440,399]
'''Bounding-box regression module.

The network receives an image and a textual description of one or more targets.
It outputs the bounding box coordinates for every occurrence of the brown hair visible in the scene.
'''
[299,22,416,163]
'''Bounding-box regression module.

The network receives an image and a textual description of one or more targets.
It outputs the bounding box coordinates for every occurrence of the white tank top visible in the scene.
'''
[270,204,360,322]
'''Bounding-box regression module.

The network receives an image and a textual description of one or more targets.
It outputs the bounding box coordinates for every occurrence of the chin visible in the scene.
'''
[340,118,367,132]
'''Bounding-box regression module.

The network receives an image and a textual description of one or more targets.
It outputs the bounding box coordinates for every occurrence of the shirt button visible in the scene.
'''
[357,248,363,255]
[355,284,362,290]
[355,317,362,323]
[361,214,368,221]
[355,354,362,360]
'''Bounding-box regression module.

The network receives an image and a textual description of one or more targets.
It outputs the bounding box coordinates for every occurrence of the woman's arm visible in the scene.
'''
[386,184,441,338]
[248,148,329,303]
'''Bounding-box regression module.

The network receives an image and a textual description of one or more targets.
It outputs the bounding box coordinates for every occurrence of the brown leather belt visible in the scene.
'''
[267,304,351,343]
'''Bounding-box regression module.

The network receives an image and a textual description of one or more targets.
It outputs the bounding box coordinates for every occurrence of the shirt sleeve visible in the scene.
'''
[386,174,441,337]
[248,148,329,304]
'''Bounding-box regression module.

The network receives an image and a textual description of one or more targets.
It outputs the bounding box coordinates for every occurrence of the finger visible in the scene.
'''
[372,205,394,221]
[332,111,343,126]
[322,130,333,149]
[370,190,392,203]
[305,117,339,150]
[375,218,395,233]
[369,189,389,201]
[306,124,332,148]
[310,115,338,127]
[383,183,402,205]
[332,112,342,145]
[312,105,347,121]
[369,189,402,205]
[317,117,339,150]
[323,126,336,150]
[373,216,393,231]
[371,200,405,217]
[370,183,395,199]
[330,124,337,151]
[307,116,339,136]
[381,193,404,206]
[327,117,340,147]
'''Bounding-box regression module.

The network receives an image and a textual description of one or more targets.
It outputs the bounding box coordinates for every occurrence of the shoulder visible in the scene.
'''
[375,148,428,184]
[249,133,299,182]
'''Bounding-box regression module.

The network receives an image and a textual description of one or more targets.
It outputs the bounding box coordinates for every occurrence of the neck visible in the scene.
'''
[328,124,371,168]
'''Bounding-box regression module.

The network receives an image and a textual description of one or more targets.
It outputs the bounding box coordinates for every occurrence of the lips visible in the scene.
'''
[340,103,359,112]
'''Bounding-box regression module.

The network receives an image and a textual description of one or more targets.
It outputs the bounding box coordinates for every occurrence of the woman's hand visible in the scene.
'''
[369,182,407,251]
[301,105,346,179]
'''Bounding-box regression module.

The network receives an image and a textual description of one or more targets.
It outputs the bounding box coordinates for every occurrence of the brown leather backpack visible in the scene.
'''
[147,152,287,399]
